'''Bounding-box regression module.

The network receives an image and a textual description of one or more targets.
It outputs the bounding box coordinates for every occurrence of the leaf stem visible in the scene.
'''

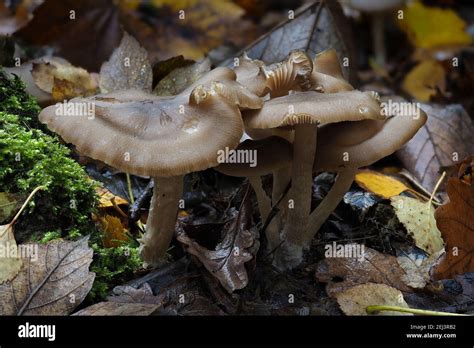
[366,305,468,316]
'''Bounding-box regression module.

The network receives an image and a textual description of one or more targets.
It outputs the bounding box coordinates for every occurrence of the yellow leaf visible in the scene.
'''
[399,1,472,49]
[390,196,444,255]
[96,186,128,209]
[401,60,446,102]
[355,170,410,199]
[98,215,130,248]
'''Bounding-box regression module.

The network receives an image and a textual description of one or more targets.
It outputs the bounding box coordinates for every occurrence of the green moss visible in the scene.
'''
[0,70,141,302]
[0,72,41,129]
[0,112,97,239]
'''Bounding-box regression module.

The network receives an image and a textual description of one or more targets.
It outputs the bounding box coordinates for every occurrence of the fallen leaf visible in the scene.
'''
[336,283,412,316]
[96,214,130,248]
[32,60,98,99]
[177,187,259,293]
[15,0,122,71]
[153,58,211,96]
[222,1,356,82]
[315,247,412,297]
[73,301,159,316]
[0,237,95,315]
[397,248,444,289]
[397,104,474,192]
[97,186,129,209]
[355,170,411,199]
[432,173,474,280]
[0,192,24,223]
[99,32,152,93]
[401,60,446,102]
[390,196,444,255]
[0,223,23,284]
[399,1,472,49]
[108,283,165,305]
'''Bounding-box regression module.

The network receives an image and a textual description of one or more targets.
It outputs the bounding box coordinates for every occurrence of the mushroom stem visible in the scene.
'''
[372,14,386,66]
[306,169,357,241]
[277,124,317,268]
[248,176,272,222]
[265,166,291,250]
[139,175,184,268]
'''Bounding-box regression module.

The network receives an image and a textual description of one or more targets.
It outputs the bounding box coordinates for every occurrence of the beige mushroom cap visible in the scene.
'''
[243,90,384,129]
[233,53,268,97]
[215,136,292,177]
[313,110,427,172]
[39,84,245,177]
[310,49,353,93]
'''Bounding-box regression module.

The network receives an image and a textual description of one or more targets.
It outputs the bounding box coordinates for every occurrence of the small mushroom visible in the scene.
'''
[307,109,428,242]
[39,67,261,267]
[310,49,354,93]
[348,0,404,66]
[243,90,384,268]
[215,136,292,249]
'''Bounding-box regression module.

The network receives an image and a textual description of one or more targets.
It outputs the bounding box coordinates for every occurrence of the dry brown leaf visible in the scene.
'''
[397,249,444,289]
[397,103,474,192]
[99,32,152,93]
[0,237,95,315]
[177,189,259,293]
[336,283,412,316]
[315,247,412,297]
[73,301,159,316]
[222,1,355,82]
[432,164,474,280]
[108,283,165,305]
[390,196,444,255]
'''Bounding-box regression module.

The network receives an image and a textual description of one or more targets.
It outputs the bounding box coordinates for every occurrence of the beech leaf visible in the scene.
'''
[222,1,355,82]
[397,103,474,192]
[0,237,95,315]
[99,32,152,93]
[390,196,444,255]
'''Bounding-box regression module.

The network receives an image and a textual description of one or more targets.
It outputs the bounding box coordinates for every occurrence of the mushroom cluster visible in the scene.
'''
[39,49,426,270]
